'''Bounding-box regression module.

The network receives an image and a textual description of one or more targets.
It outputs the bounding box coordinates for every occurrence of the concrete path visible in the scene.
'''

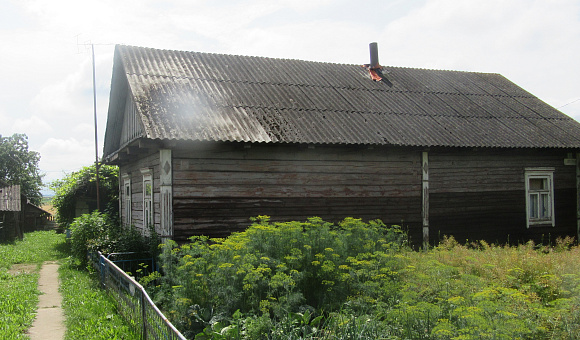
[28,261,65,340]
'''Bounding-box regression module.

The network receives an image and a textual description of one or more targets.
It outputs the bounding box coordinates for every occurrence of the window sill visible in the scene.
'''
[528,221,555,228]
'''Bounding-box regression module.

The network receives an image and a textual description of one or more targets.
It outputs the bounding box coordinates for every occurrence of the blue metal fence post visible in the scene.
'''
[99,253,106,287]
[142,290,147,339]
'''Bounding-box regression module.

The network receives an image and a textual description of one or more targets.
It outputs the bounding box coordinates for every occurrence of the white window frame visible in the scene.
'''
[122,174,132,226]
[141,168,153,229]
[525,168,555,228]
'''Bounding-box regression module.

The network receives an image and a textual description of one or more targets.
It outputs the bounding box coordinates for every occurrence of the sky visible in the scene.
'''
[1,0,579,195]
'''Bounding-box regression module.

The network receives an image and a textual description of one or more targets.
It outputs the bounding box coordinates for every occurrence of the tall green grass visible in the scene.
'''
[59,259,138,339]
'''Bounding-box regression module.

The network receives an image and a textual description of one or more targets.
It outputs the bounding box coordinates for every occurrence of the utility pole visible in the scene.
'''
[92,44,100,211]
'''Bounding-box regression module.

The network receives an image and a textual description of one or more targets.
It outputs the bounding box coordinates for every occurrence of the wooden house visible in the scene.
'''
[102,44,580,246]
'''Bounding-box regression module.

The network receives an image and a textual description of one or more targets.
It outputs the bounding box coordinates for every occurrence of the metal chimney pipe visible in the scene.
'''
[369,42,379,68]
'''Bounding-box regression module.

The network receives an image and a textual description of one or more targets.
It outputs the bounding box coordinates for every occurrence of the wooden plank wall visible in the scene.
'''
[429,148,577,245]
[0,185,21,211]
[172,143,423,242]
[119,152,161,235]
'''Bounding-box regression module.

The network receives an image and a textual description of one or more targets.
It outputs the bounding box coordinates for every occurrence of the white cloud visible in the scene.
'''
[2,0,580,188]
[39,137,95,184]
[30,57,91,118]
[11,116,54,136]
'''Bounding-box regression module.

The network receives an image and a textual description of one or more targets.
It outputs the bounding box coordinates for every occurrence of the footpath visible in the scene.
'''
[27,261,66,340]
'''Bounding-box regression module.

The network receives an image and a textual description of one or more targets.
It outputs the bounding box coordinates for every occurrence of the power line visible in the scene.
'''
[557,98,580,109]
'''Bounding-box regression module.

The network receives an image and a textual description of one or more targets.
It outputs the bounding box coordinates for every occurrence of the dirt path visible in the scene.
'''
[27,261,65,340]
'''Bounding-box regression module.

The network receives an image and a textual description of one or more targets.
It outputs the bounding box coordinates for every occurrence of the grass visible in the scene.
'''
[0,231,66,339]
[0,231,136,340]
[0,270,39,339]
[59,260,138,339]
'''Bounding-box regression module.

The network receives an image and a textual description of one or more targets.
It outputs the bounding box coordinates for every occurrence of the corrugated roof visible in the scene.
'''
[103,45,580,157]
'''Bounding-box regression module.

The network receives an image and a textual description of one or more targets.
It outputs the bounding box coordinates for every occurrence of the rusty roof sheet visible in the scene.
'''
[104,45,580,156]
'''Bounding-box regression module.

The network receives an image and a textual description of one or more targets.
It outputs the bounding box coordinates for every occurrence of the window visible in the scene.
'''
[525,168,555,228]
[122,175,131,226]
[141,168,153,229]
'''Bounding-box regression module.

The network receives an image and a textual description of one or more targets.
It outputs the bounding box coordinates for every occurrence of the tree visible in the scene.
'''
[0,133,43,205]
[49,164,119,228]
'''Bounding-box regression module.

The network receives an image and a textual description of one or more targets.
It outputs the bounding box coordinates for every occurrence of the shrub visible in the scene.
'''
[69,211,109,265]
[50,164,119,228]
[69,211,159,266]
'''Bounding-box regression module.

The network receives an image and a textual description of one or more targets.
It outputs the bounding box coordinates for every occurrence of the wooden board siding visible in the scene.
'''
[429,148,577,244]
[171,143,423,242]
[119,151,161,235]
[0,185,21,211]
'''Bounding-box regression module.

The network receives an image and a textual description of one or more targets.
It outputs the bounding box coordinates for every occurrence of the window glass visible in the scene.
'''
[123,177,131,226]
[529,178,546,190]
[145,181,152,197]
[540,193,549,218]
[529,193,538,218]
[141,169,153,230]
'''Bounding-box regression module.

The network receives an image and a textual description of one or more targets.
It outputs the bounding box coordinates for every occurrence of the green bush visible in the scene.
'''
[69,211,159,266]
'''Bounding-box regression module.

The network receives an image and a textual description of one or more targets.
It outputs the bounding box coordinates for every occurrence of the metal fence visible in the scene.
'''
[90,251,187,340]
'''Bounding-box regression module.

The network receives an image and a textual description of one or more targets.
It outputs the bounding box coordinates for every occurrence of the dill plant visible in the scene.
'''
[148,216,409,338]
[147,223,580,339]
[390,236,580,339]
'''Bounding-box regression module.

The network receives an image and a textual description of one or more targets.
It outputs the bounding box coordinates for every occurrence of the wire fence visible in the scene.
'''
[90,251,187,340]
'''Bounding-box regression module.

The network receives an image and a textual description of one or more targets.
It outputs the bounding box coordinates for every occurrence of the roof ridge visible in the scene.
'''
[127,71,534,99]
[117,44,501,75]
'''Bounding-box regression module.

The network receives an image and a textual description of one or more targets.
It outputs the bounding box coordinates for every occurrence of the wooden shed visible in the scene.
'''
[0,185,23,241]
[103,44,580,246]
[0,185,51,241]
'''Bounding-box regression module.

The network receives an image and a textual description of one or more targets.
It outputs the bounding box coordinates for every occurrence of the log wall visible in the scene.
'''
[172,143,423,242]
[117,141,579,247]
[429,148,577,245]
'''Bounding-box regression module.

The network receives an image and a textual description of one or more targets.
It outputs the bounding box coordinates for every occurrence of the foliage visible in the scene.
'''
[49,163,119,228]
[59,257,137,339]
[0,133,43,205]
[390,236,580,339]
[68,211,160,267]
[0,231,66,339]
[145,218,580,339]
[147,217,408,338]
